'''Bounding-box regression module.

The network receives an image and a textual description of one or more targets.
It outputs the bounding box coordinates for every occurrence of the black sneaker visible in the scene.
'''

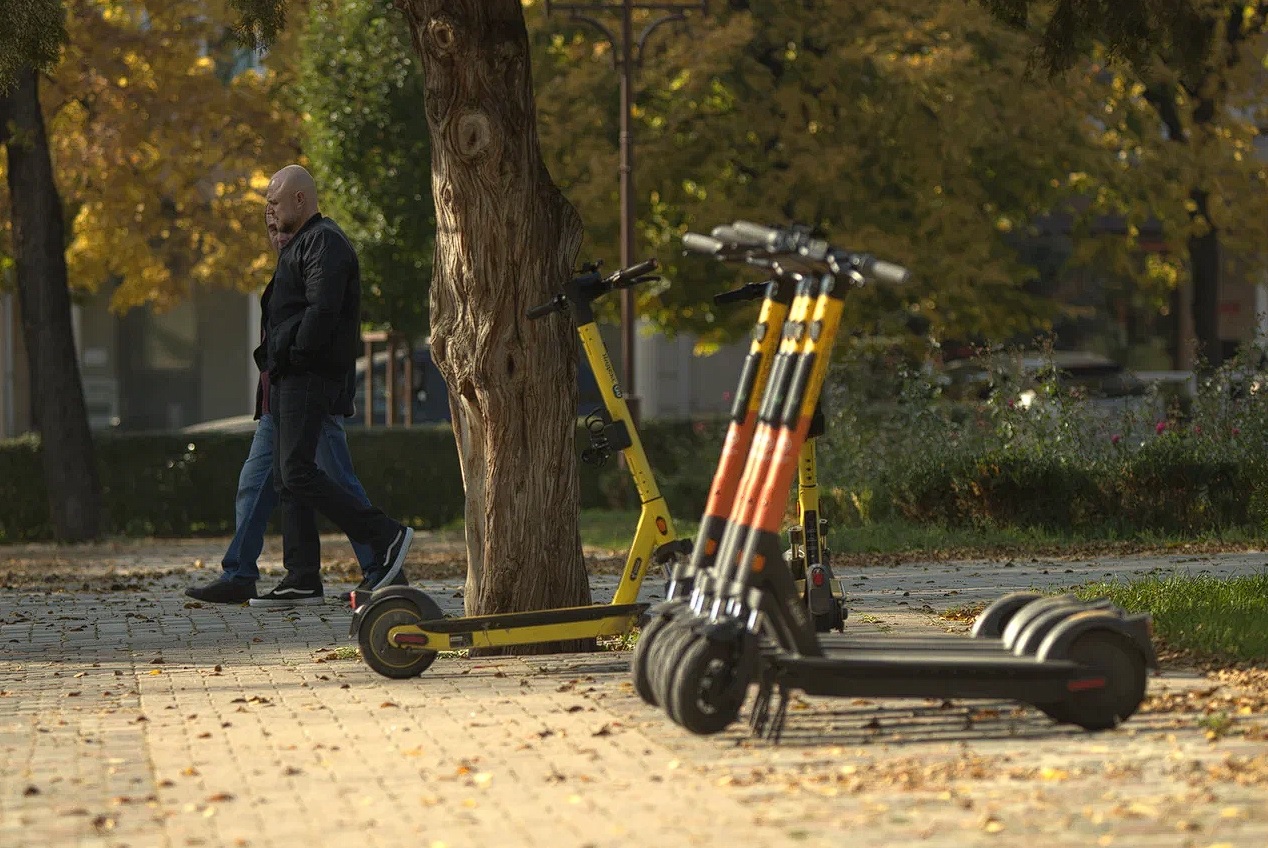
[248,575,324,607]
[336,569,408,605]
[185,577,256,604]
[372,526,414,588]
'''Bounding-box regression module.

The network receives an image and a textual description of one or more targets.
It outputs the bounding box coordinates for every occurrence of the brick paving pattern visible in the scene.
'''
[2,541,1266,847]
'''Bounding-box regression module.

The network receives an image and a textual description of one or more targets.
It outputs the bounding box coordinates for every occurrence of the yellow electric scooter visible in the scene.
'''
[350,258,692,678]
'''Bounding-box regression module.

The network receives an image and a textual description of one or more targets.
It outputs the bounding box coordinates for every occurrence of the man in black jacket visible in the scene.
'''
[249,164,413,606]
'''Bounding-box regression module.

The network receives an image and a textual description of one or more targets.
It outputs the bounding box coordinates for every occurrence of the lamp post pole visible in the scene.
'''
[545,0,706,424]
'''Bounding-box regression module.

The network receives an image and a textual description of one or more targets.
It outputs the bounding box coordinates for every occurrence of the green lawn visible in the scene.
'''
[1074,573,1268,662]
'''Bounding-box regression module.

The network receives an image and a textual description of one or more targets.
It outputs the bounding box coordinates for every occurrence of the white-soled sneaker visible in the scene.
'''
[372,526,414,588]
[248,578,324,607]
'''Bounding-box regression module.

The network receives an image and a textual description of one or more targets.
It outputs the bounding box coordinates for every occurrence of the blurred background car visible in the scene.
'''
[940,350,1160,418]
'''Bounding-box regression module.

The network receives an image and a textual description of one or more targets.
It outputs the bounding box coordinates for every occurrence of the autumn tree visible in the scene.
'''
[979,0,1268,367]
[1,0,102,541]
[297,0,436,340]
[3,1,314,540]
[529,1,1145,350]
[50,1,303,312]
[233,0,593,635]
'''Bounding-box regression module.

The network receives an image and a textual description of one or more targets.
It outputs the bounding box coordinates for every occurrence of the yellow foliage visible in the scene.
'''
[28,0,303,312]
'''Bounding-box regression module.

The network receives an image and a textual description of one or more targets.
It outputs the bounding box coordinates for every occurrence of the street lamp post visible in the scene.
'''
[545,0,706,423]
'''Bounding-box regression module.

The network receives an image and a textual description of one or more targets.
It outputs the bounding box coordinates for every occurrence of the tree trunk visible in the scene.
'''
[0,69,103,541]
[396,0,592,652]
[1188,187,1222,369]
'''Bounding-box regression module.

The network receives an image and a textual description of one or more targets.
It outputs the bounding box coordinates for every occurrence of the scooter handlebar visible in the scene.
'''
[609,257,659,288]
[713,281,769,305]
[682,232,724,255]
[729,220,783,248]
[865,258,911,287]
[525,295,566,320]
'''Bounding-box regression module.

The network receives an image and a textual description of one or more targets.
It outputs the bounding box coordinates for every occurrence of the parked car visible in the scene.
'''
[940,350,1160,418]
[181,344,604,434]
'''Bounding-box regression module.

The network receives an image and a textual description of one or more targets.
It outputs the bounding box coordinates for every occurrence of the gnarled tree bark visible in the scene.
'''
[396,0,592,650]
[0,68,103,541]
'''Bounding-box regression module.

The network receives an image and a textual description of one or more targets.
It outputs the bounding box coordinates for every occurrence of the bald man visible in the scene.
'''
[250,164,414,607]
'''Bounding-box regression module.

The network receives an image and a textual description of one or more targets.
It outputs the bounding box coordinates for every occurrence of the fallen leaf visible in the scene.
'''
[380,702,399,709]
[207,792,234,803]
[23,786,39,796]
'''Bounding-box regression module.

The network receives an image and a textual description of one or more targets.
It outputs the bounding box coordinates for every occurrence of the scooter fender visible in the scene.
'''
[347,585,437,638]
[639,598,690,628]
[696,617,747,643]
[1035,609,1158,669]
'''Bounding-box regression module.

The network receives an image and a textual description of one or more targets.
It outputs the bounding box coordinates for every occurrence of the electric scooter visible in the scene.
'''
[350,258,692,678]
[712,281,849,634]
[632,240,848,707]
[642,222,1156,739]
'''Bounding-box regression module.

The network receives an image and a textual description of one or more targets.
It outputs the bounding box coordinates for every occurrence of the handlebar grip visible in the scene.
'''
[526,296,564,320]
[863,258,911,286]
[682,232,723,255]
[616,257,659,282]
[709,225,744,244]
[730,220,783,247]
[713,282,768,305]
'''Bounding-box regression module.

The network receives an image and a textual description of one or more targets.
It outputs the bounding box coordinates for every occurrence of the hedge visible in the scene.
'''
[0,419,725,542]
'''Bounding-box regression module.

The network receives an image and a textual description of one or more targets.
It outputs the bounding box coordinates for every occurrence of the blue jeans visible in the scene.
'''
[220,413,375,581]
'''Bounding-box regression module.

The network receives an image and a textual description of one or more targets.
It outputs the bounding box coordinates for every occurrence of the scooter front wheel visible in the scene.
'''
[357,595,443,679]
[666,636,749,736]
[632,614,672,706]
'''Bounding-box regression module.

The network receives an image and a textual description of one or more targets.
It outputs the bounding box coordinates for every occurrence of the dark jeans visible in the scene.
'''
[271,372,399,582]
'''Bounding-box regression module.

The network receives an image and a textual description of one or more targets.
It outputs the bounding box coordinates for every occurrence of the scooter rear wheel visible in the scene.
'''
[357,594,443,679]
[970,592,1044,640]
[667,636,748,735]
[1038,629,1147,730]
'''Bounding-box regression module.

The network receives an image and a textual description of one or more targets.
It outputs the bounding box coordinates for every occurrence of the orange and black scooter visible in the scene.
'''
[646,221,1157,740]
[631,257,801,705]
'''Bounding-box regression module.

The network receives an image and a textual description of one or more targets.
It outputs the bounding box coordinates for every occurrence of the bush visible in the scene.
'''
[819,341,1268,538]
[0,419,721,542]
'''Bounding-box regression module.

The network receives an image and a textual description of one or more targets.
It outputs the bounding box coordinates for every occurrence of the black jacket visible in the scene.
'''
[254,213,362,386]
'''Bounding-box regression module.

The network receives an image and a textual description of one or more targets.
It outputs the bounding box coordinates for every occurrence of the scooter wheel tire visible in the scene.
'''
[1040,628,1147,731]
[666,636,748,736]
[652,622,699,709]
[357,595,443,679]
[632,614,672,706]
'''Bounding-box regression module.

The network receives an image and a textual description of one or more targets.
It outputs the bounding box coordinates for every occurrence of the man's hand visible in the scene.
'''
[268,223,294,253]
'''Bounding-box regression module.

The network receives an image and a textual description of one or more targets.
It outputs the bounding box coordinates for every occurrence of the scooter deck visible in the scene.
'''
[379,602,648,651]
[816,632,1010,652]
[764,647,1089,702]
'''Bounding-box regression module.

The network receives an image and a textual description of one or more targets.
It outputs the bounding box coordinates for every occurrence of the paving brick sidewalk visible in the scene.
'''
[2,548,1266,848]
